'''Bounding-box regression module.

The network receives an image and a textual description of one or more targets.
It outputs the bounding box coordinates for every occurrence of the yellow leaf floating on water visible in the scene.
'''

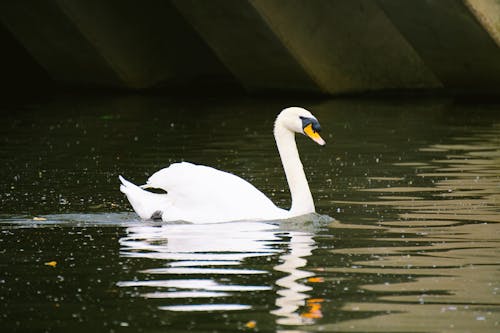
[307,277,324,283]
[33,217,47,221]
[244,320,257,329]
[44,261,57,267]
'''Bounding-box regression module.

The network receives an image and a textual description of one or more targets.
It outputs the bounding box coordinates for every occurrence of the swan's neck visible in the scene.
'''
[274,123,315,215]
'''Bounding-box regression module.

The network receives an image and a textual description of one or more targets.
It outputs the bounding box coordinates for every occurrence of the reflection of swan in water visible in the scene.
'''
[272,231,320,325]
[117,219,321,323]
[118,222,278,311]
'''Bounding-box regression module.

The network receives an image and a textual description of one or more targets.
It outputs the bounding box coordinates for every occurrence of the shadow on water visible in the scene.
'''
[0,96,499,332]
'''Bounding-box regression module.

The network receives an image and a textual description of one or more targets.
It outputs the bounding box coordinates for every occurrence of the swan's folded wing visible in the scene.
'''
[144,162,284,222]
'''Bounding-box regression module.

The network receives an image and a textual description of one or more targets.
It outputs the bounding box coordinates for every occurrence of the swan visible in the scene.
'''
[119,107,325,223]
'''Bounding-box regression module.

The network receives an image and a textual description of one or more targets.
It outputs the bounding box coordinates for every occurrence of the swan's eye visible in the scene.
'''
[300,116,321,133]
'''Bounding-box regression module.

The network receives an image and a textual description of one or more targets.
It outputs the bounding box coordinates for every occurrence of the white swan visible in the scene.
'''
[119,107,325,223]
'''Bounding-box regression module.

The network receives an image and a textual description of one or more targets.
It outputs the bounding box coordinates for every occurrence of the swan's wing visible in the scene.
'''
[145,162,285,222]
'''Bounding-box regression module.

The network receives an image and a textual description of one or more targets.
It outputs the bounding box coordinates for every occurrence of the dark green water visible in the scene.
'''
[1,96,499,332]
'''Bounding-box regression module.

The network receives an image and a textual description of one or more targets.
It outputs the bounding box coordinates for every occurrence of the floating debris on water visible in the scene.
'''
[44,261,57,268]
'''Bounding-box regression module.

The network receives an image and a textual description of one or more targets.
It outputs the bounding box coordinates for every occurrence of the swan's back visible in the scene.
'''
[145,162,287,222]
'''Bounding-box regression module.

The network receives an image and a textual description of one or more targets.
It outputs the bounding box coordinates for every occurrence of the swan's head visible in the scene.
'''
[275,107,326,145]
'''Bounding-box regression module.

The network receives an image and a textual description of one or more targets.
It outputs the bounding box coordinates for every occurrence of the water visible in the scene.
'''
[0,96,499,332]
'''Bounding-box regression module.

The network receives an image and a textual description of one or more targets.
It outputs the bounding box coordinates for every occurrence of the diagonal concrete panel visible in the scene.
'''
[0,0,235,89]
[378,0,500,93]
[251,0,442,94]
[0,1,123,87]
[0,21,53,93]
[171,0,321,94]
[464,0,500,47]
[55,0,235,89]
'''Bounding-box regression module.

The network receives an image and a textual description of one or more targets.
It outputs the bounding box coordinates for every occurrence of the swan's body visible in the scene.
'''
[119,107,325,223]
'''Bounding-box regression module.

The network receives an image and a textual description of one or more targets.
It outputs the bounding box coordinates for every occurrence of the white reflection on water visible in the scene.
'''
[272,232,317,325]
[117,220,321,323]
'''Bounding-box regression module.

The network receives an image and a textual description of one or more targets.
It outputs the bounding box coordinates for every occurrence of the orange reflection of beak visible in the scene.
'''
[301,298,324,319]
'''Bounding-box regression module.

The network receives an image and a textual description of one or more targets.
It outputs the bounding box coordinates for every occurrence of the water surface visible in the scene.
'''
[0,96,499,332]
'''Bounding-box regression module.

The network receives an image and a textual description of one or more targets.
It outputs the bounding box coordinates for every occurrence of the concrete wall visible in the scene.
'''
[172,0,320,94]
[1,0,499,95]
[379,0,500,94]
[251,0,442,94]
[0,0,236,90]
[0,21,53,94]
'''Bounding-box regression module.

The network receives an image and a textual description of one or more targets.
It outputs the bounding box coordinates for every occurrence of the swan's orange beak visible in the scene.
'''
[304,123,326,146]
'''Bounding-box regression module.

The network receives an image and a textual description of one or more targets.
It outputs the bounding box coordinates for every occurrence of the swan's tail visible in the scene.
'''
[119,175,168,220]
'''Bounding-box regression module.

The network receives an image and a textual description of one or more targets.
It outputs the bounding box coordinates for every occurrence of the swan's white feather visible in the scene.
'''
[119,175,170,220]
[120,162,288,223]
